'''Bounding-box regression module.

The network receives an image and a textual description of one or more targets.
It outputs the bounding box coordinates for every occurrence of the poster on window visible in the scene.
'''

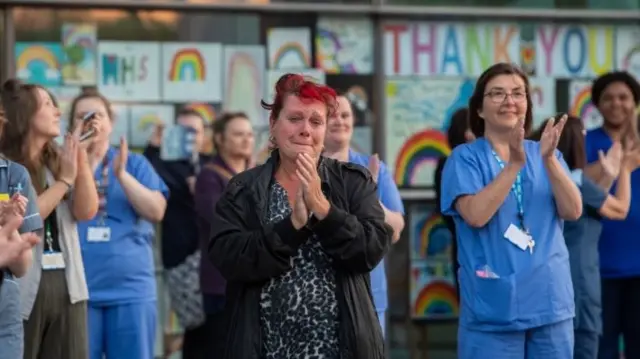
[410,260,458,320]
[61,23,98,86]
[383,22,520,77]
[129,104,174,148]
[111,104,131,146]
[315,17,374,75]
[161,43,223,102]
[351,127,372,155]
[534,24,615,78]
[223,46,266,126]
[267,28,312,70]
[568,80,602,130]
[15,42,64,87]
[97,41,161,102]
[409,205,453,262]
[616,26,640,81]
[528,78,557,129]
[385,77,474,188]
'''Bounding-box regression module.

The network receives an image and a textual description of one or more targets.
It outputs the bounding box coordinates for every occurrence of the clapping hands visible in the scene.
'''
[290,153,330,229]
[540,114,567,159]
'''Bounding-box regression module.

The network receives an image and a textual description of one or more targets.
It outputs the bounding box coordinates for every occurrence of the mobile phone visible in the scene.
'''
[79,111,97,142]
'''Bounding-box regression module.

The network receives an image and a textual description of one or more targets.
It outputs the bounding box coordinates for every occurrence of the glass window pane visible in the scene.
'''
[382,0,639,9]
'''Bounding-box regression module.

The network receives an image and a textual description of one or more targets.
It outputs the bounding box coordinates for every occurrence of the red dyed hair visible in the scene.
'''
[261,73,337,121]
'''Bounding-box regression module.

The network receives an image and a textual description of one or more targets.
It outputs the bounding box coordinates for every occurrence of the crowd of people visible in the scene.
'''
[0,73,403,359]
[438,64,640,359]
[0,63,638,359]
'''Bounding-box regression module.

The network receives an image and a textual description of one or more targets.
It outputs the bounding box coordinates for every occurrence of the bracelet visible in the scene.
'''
[58,179,73,189]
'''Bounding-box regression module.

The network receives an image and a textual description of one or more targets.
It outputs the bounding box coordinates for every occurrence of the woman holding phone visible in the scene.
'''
[0,79,100,359]
[68,89,169,359]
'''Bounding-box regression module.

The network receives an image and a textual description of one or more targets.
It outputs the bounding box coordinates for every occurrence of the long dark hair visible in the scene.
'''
[0,79,60,193]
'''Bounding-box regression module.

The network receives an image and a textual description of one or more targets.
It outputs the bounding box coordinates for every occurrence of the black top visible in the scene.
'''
[44,209,61,252]
[209,150,391,359]
[434,156,459,296]
[143,145,212,269]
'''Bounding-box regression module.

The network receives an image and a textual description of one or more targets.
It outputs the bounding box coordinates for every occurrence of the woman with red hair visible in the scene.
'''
[208,73,391,359]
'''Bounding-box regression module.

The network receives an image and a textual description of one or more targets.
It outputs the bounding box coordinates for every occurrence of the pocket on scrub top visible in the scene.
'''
[472,274,517,325]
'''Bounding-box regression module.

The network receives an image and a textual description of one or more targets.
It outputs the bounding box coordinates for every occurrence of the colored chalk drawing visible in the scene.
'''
[110,104,131,146]
[61,23,97,85]
[383,22,520,76]
[535,24,615,77]
[569,80,603,131]
[98,41,161,102]
[528,78,557,129]
[615,26,640,81]
[223,46,266,159]
[161,43,222,102]
[129,104,174,148]
[385,77,474,187]
[316,17,374,74]
[267,28,312,70]
[15,42,64,87]
[410,259,458,320]
[410,206,452,261]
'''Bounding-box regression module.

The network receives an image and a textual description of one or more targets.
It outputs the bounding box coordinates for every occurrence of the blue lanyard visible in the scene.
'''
[491,150,526,230]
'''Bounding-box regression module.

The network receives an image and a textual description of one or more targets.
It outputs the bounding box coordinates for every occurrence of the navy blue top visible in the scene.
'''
[586,127,640,278]
[563,170,607,333]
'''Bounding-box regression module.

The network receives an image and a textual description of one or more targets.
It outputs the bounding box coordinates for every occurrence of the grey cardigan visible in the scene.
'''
[18,169,89,319]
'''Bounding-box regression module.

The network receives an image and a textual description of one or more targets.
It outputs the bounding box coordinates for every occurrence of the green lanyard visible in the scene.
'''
[41,171,55,252]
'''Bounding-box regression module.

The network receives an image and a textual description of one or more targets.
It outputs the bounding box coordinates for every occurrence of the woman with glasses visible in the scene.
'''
[440,63,582,358]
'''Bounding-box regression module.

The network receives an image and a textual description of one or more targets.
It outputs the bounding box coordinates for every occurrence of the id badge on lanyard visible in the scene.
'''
[42,218,65,270]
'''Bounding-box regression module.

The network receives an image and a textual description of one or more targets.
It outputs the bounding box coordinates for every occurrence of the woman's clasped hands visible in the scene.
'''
[291,153,331,230]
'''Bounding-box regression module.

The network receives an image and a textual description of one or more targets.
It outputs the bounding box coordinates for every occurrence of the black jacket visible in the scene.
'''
[209,150,392,359]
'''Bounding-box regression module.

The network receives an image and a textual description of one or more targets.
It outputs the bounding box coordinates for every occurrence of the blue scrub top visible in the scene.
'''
[348,149,405,313]
[585,127,640,278]
[440,139,575,332]
[79,147,169,305]
[564,170,606,334]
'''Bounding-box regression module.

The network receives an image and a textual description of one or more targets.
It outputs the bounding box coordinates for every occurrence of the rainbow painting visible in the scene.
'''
[393,129,450,187]
[137,113,162,131]
[413,279,459,319]
[621,45,640,72]
[224,46,265,126]
[15,43,64,87]
[267,28,312,70]
[413,212,452,260]
[271,42,311,69]
[62,23,96,50]
[169,48,206,82]
[186,103,216,124]
[570,86,595,120]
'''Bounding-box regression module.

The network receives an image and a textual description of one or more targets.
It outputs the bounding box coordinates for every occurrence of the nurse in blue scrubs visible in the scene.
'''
[68,89,169,359]
[532,114,640,359]
[323,92,405,335]
[441,63,583,358]
[582,71,640,359]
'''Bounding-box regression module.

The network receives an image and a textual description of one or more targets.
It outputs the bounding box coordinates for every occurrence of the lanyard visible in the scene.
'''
[96,155,110,225]
[491,150,526,230]
[41,174,55,251]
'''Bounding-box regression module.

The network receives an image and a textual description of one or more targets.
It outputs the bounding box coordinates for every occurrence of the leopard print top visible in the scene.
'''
[259,181,340,359]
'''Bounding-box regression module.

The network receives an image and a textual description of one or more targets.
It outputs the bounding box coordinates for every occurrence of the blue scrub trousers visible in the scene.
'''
[458,319,574,359]
[88,301,157,359]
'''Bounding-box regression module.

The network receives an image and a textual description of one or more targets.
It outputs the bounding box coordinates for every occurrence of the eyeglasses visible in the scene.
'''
[484,90,527,104]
